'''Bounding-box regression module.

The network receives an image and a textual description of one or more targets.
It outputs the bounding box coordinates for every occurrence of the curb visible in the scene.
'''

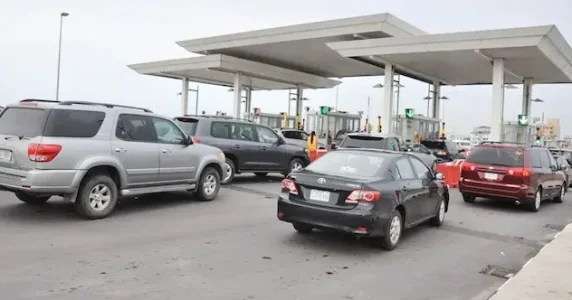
[486,222,572,299]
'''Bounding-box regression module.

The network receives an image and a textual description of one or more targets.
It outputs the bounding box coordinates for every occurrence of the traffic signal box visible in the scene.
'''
[536,127,541,140]
[377,116,382,133]
[319,106,331,115]
[440,122,446,140]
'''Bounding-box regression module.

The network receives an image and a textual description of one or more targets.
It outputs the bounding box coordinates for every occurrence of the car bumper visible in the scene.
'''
[459,179,532,200]
[0,167,83,195]
[277,195,389,236]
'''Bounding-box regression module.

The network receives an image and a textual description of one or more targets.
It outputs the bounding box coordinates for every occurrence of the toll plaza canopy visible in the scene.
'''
[327,25,572,85]
[128,13,428,118]
[129,12,572,141]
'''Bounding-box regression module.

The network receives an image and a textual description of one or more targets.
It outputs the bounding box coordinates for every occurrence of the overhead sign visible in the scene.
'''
[319,106,331,115]
[517,114,528,126]
[405,108,415,119]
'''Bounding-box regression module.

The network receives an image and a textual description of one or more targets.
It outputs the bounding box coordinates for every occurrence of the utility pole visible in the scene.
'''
[55,12,69,101]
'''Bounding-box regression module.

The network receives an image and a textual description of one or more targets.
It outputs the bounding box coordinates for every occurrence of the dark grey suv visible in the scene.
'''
[175,116,311,183]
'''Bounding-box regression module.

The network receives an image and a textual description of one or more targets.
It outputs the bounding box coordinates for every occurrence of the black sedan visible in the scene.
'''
[277,148,449,250]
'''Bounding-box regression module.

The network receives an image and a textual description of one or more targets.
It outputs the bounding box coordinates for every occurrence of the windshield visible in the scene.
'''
[466,146,524,167]
[0,107,48,137]
[420,140,446,150]
[305,151,386,179]
[174,118,198,136]
[340,135,384,149]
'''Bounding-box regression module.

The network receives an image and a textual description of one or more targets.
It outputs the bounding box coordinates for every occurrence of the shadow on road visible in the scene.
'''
[0,192,205,224]
[230,174,284,184]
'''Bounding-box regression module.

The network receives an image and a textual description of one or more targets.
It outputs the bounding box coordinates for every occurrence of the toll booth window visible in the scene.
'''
[231,123,256,142]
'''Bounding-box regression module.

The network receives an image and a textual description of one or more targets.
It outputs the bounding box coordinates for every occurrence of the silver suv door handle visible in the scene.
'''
[115,148,127,153]
[161,149,171,153]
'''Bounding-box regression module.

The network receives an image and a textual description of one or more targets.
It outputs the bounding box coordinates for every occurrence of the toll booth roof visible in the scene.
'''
[327,25,572,85]
[175,13,427,78]
[128,54,340,90]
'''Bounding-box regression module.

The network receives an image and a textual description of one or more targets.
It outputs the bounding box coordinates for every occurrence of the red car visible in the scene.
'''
[459,142,567,212]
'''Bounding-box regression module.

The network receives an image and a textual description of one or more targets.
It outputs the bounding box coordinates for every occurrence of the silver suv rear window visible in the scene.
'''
[0,107,48,137]
[0,107,105,138]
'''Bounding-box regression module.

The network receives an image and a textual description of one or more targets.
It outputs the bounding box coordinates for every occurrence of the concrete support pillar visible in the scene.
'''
[522,78,533,116]
[490,58,505,142]
[432,81,441,119]
[232,72,242,119]
[382,64,394,134]
[245,87,252,120]
[181,78,189,115]
[295,86,303,128]
[519,78,533,143]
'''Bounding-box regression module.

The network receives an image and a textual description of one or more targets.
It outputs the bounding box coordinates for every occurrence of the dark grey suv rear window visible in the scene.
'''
[44,109,105,138]
[174,118,199,136]
[0,107,48,137]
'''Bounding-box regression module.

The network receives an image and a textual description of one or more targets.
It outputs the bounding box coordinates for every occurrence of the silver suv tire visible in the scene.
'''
[195,167,221,201]
[75,173,118,219]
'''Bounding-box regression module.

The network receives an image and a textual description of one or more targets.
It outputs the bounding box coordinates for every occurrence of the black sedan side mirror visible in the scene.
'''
[435,173,445,181]
[560,164,568,170]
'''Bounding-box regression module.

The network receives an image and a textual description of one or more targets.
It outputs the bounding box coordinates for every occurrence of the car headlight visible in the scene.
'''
[219,152,225,162]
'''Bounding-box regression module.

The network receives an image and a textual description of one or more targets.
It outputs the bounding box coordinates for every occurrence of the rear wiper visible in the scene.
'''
[489,163,511,167]
[4,135,30,140]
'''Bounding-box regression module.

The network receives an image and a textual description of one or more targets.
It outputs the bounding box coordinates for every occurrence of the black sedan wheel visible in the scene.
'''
[430,198,446,227]
[380,210,402,251]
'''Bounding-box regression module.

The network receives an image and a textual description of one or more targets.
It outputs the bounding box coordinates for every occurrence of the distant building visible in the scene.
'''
[471,126,490,144]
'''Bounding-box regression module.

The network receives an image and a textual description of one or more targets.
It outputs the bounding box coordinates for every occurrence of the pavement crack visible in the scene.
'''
[223,185,278,198]
[439,224,544,248]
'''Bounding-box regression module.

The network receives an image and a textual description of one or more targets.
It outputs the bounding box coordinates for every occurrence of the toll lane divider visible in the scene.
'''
[308,149,328,162]
[436,159,465,188]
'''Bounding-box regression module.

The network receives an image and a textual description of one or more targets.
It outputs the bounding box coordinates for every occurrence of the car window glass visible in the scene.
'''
[152,118,185,144]
[539,150,550,168]
[211,122,230,139]
[300,131,309,140]
[230,123,256,142]
[390,166,401,180]
[340,136,384,149]
[446,142,458,152]
[396,159,416,179]
[174,117,199,136]
[282,131,296,139]
[43,109,105,138]
[116,114,155,142]
[421,140,446,150]
[387,138,400,151]
[530,149,542,168]
[304,151,385,179]
[0,107,49,138]
[466,147,524,167]
[547,152,558,168]
[256,126,279,144]
[410,158,431,179]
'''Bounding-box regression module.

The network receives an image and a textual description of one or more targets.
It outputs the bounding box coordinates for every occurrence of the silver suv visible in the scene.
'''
[0,99,226,219]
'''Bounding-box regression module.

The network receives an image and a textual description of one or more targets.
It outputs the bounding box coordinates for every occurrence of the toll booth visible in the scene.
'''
[305,111,362,141]
[395,114,441,142]
[503,121,535,144]
[255,113,296,129]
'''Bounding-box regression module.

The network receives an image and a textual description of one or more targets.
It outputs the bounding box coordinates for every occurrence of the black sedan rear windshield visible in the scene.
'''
[340,135,383,149]
[420,140,446,150]
[466,147,524,167]
[305,151,386,179]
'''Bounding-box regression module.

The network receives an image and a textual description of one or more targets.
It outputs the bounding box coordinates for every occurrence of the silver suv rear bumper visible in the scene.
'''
[0,167,84,195]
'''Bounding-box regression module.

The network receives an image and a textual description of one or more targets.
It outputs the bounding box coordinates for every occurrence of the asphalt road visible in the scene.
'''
[1,174,572,300]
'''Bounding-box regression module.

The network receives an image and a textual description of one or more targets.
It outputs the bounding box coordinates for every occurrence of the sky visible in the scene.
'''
[1,0,571,136]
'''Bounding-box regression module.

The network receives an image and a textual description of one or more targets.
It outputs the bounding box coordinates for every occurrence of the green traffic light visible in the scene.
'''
[405,108,414,119]
[320,106,330,115]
